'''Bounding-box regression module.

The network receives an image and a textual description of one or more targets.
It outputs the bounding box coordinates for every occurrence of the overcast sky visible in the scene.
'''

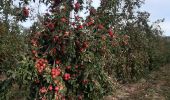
[141,0,170,36]
[20,0,170,36]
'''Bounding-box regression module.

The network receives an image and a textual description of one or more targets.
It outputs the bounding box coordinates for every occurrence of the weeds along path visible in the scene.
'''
[109,64,170,100]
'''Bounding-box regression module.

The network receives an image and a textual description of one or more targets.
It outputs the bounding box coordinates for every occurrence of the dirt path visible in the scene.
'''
[109,64,170,100]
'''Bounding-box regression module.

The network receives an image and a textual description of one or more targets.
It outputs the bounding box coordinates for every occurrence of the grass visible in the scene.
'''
[110,64,170,100]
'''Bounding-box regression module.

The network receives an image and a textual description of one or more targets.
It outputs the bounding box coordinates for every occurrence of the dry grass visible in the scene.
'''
[108,64,170,100]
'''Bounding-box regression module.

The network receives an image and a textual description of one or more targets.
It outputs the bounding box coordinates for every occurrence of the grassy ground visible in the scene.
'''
[109,64,170,100]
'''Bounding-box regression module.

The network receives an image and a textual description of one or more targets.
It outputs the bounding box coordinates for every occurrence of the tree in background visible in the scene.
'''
[0,1,30,99]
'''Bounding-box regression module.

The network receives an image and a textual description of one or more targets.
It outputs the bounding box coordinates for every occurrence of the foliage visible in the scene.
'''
[0,1,29,98]
[0,0,170,100]
[28,1,119,99]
